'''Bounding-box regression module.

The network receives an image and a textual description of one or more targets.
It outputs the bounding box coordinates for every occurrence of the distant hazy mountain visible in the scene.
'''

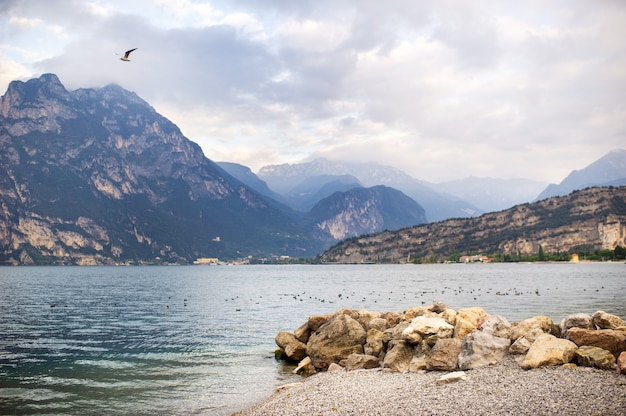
[303,185,427,243]
[431,177,548,213]
[536,149,626,200]
[282,174,362,212]
[258,158,482,222]
[216,162,286,203]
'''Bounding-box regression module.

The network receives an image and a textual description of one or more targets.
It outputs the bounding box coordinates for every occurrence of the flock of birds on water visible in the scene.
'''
[45,281,614,311]
[220,285,609,309]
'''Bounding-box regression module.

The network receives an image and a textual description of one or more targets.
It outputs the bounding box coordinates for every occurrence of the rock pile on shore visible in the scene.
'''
[274,303,626,376]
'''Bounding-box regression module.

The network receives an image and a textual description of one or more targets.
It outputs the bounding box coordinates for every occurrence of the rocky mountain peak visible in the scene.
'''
[1,73,76,133]
[0,74,321,264]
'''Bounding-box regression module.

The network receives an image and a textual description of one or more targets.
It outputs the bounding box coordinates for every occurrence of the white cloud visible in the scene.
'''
[0,0,624,183]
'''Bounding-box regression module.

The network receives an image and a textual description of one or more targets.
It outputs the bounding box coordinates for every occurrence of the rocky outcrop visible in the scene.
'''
[275,305,626,376]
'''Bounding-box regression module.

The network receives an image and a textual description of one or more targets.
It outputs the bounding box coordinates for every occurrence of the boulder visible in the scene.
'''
[440,308,457,326]
[430,301,450,314]
[427,338,462,371]
[403,316,454,345]
[364,328,385,357]
[306,313,367,370]
[478,315,511,339]
[341,353,380,370]
[454,307,488,339]
[383,321,410,344]
[592,311,626,330]
[367,317,390,332]
[567,328,626,359]
[509,327,545,355]
[353,309,382,330]
[559,313,593,338]
[618,351,626,375]
[275,331,307,361]
[409,355,428,372]
[383,340,413,372]
[575,346,616,370]
[294,322,312,344]
[307,314,332,332]
[521,333,577,369]
[293,356,316,376]
[458,331,510,370]
[404,306,437,321]
[510,316,556,341]
[381,311,403,326]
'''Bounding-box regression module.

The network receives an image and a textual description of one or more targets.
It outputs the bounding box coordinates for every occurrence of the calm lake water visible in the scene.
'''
[0,263,624,415]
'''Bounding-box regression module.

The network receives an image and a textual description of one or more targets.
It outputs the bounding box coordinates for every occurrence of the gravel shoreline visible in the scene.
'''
[233,357,626,416]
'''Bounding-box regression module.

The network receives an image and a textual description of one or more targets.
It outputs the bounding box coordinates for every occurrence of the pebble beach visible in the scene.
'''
[234,357,626,416]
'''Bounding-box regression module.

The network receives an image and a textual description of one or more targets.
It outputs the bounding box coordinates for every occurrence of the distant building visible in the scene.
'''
[459,255,494,263]
[194,257,219,265]
[570,253,580,263]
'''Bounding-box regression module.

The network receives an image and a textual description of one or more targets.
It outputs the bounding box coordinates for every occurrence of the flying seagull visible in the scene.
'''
[118,48,137,62]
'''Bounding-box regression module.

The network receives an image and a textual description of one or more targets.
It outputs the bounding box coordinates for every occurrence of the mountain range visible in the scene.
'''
[0,74,427,264]
[256,159,484,222]
[1,74,625,265]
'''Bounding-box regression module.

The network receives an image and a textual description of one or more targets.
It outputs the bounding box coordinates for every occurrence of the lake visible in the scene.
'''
[0,263,624,415]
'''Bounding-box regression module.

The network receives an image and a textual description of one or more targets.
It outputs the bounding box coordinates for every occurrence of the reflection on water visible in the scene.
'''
[0,263,624,414]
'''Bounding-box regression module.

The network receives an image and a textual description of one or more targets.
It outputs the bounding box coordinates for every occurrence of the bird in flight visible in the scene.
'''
[118,48,137,62]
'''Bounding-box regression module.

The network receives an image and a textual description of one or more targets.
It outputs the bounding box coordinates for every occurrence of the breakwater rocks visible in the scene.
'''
[275,303,626,377]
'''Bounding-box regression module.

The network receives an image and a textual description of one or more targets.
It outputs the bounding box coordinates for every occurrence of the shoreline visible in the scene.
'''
[234,356,626,416]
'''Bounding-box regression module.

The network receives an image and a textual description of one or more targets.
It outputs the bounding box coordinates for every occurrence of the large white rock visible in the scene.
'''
[458,331,511,370]
[403,316,454,345]
[479,315,511,339]
[559,313,593,338]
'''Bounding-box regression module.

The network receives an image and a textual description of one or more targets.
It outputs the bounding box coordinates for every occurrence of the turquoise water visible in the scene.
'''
[0,263,624,415]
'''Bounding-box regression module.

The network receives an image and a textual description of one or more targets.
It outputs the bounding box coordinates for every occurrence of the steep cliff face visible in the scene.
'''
[320,186,626,263]
[0,74,319,265]
[304,185,427,243]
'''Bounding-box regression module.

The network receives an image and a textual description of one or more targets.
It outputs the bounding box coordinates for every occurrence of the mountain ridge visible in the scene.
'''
[319,186,626,264]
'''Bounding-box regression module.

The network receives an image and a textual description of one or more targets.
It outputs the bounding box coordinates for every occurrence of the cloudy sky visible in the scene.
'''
[1,0,624,183]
